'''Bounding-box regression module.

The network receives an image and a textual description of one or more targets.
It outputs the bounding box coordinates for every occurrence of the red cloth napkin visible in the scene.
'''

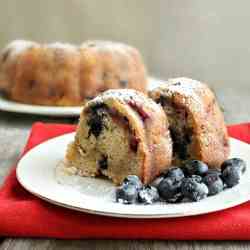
[0,122,250,240]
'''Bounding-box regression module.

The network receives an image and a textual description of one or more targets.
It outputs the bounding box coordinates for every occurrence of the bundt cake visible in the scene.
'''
[0,40,147,106]
[149,77,230,167]
[65,89,173,185]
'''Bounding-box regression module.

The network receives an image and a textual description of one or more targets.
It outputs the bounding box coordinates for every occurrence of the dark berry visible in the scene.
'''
[120,79,128,87]
[116,184,138,204]
[128,100,150,121]
[129,135,139,152]
[122,175,143,190]
[157,177,182,202]
[87,43,96,47]
[166,192,183,203]
[190,175,202,183]
[222,166,242,188]
[221,158,246,174]
[28,79,36,89]
[150,176,165,188]
[2,48,10,62]
[206,169,222,177]
[170,129,189,160]
[182,160,208,176]
[98,155,108,170]
[203,173,223,195]
[221,158,246,188]
[165,167,185,182]
[138,185,160,204]
[181,178,208,202]
[87,109,105,138]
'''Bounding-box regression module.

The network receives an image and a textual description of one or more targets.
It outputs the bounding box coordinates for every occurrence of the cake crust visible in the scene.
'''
[0,40,147,106]
[149,77,230,167]
[66,89,172,185]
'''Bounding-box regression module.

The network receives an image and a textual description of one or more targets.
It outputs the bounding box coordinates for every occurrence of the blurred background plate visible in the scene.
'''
[0,77,164,117]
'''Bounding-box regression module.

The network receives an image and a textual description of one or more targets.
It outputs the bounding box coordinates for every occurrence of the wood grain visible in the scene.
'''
[0,111,78,185]
[1,239,250,250]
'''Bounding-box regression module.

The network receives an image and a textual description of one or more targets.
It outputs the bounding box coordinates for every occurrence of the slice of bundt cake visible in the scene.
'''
[66,89,173,185]
[149,77,230,167]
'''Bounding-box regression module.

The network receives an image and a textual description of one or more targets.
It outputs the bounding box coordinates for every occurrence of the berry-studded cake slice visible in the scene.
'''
[149,77,230,167]
[66,89,173,185]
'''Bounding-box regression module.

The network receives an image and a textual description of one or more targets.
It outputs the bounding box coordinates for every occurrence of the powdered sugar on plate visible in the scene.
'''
[55,160,115,201]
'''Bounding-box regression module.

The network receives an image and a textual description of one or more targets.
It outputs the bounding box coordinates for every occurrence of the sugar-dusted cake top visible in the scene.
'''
[154,77,211,107]
[87,89,156,108]
[1,40,38,61]
[167,78,205,96]
[0,40,79,63]
[1,39,139,63]
[47,42,76,51]
[81,40,135,54]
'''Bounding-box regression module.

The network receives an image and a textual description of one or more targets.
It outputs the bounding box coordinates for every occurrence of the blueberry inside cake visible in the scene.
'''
[149,77,230,167]
[66,89,173,185]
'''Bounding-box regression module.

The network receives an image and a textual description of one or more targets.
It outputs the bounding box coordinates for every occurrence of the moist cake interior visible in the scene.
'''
[71,104,141,184]
[157,96,197,164]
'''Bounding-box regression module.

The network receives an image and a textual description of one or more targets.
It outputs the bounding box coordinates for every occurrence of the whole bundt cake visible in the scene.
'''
[65,89,173,185]
[149,77,230,167]
[0,40,147,106]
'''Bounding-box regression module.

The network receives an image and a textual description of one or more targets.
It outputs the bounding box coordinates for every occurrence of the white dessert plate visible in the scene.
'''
[0,77,164,117]
[16,132,250,218]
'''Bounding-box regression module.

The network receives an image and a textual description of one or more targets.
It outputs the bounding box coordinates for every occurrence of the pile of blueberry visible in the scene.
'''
[115,158,246,205]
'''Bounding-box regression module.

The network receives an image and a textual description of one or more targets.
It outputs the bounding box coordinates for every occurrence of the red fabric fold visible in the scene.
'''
[0,122,250,240]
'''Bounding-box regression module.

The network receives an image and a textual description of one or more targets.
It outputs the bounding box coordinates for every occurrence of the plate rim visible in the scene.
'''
[16,132,250,218]
[0,76,164,117]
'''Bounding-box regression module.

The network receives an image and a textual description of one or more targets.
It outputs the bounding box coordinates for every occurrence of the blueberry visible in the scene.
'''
[222,166,242,188]
[120,79,128,87]
[221,158,246,188]
[206,169,222,177]
[166,192,183,203]
[150,176,165,188]
[157,177,183,203]
[116,184,138,204]
[190,175,202,183]
[182,160,208,176]
[221,158,246,174]
[203,173,224,195]
[138,185,160,204]
[98,155,108,170]
[165,167,185,182]
[181,178,208,202]
[87,109,106,138]
[122,175,143,190]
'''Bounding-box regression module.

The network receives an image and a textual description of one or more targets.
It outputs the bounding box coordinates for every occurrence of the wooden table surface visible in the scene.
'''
[0,86,249,249]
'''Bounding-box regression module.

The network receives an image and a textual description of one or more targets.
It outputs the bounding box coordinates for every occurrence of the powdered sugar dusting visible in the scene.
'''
[55,160,115,201]
[165,77,205,106]
[87,89,157,109]
[2,40,38,59]
[81,40,131,55]
[167,78,203,96]
[47,42,76,51]
[0,40,79,65]
[2,40,137,59]
[2,40,137,64]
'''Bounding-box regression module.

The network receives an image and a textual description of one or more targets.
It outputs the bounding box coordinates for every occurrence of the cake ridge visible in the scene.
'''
[0,39,147,106]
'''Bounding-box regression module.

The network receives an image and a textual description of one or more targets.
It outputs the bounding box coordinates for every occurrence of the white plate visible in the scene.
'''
[16,133,250,218]
[0,77,164,117]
